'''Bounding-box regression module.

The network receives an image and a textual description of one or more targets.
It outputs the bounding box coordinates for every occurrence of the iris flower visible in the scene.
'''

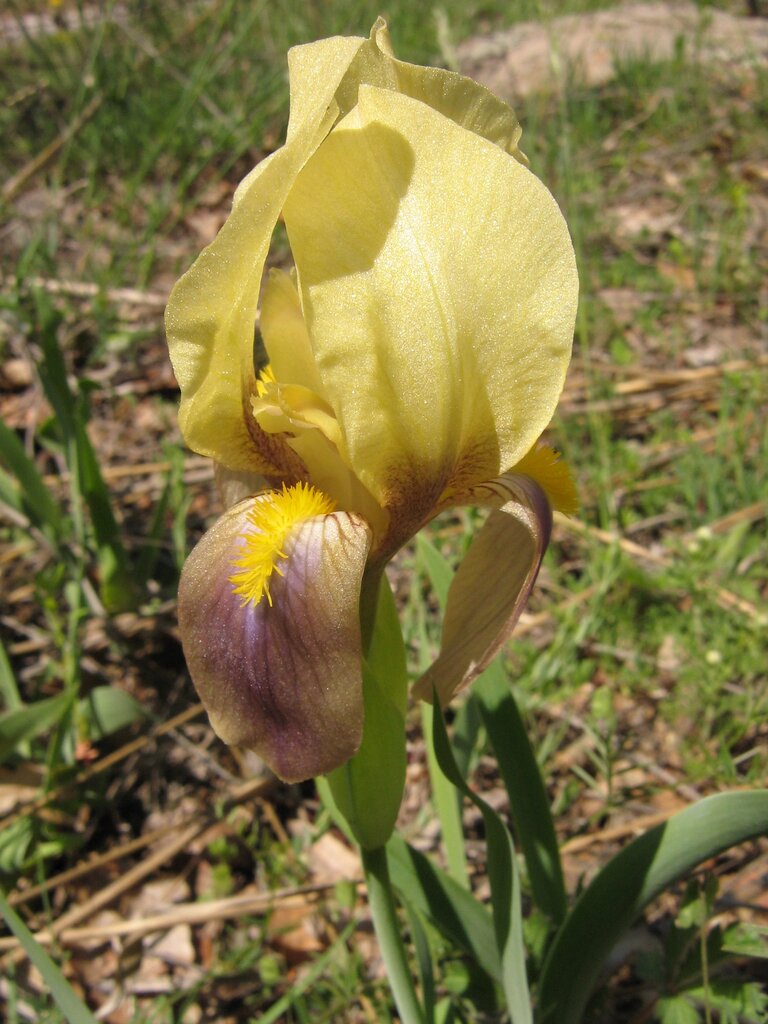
[166,21,578,785]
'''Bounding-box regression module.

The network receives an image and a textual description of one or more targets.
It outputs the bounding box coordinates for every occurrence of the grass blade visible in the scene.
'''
[0,637,23,713]
[538,789,768,1024]
[0,692,72,763]
[34,298,135,610]
[0,417,63,538]
[255,921,357,1024]
[405,904,436,1024]
[0,889,98,1024]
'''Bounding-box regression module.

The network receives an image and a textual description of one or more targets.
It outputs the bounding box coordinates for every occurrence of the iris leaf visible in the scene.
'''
[430,698,531,1022]
[0,890,98,1024]
[474,662,567,926]
[387,835,501,985]
[417,532,565,923]
[538,790,768,1024]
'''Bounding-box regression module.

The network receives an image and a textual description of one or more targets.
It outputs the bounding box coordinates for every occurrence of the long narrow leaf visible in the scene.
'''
[0,637,23,713]
[406,904,436,1024]
[0,692,71,762]
[35,300,134,610]
[431,700,531,1023]
[416,534,470,887]
[475,662,567,925]
[418,532,566,923]
[450,692,483,780]
[0,890,98,1024]
[0,638,28,759]
[74,425,136,611]
[0,417,62,538]
[421,704,470,889]
[387,834,501,984]
[416,534,453,606]
[538,790,768,1024]
[320,758,500,987]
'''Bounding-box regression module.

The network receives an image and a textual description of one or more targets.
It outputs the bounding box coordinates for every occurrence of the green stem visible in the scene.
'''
[362,846,425,1024]
[359,563,385,652]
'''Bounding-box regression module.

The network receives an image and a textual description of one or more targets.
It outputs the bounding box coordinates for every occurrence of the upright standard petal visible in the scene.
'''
[284,86,578,537]
[178,492,372,782]
[337,19,527,163]
[413,475,552,707]
[165,33,370,473]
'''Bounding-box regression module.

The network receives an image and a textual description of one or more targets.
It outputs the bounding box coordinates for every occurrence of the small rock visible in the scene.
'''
[2,358,33,389]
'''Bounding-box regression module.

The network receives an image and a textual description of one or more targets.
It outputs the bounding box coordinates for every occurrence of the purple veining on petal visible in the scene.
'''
[178,502,371,782]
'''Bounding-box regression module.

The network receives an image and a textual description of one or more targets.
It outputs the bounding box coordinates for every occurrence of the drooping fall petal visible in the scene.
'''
[178,495,372,782]
[284,86,578,530]
[412,475,552,707]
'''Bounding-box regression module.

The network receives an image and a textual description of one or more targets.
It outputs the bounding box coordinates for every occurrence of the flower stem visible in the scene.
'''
[362,845,425,1024]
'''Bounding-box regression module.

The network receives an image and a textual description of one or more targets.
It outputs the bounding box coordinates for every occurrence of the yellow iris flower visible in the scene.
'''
[166,20,578,784]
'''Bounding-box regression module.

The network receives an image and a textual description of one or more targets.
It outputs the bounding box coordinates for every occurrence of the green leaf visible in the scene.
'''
[327,664,405,850]
[365,574,408,716]
[474,663,567,926]
[657,994,700,1024]
[430,699,531,1023]
[73,422,136,612]
[78,686,146,740]
[0,819,35,876]
[414,537,469,887]
[405,905,436,1024]
[416,534,453,609]
[685,980,768,1024]
[0,692,72,762]
[417,533,564,920]
[538,790,768,1024]
[676,877,717,929]
[420,703,469,889]
[0,890,99,1024]
[722,922,768,960]
[0,637,23,713]
[34,299,135,611]
[0,638,28,759]
[328,579,408,850]
[450,690,483,779]
[387,835,501,984]
[0,417,63,538]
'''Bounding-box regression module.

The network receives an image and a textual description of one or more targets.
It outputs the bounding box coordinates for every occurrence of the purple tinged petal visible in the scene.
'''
[178,499,372,782]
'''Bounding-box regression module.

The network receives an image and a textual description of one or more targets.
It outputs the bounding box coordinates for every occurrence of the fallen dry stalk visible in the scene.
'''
[2,274,168,310]
[0,881,359,953]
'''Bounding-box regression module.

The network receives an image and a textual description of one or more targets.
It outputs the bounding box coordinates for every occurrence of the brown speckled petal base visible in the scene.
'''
[178,499,372,782]
[413,475,552,707]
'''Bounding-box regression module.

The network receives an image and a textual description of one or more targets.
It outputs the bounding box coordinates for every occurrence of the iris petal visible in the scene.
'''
[284,86,577,534]
[165,34,370,473]
[340,19,527,163]
[413,475,552,707]
[178,497,372,782]
[260,269,326,396]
